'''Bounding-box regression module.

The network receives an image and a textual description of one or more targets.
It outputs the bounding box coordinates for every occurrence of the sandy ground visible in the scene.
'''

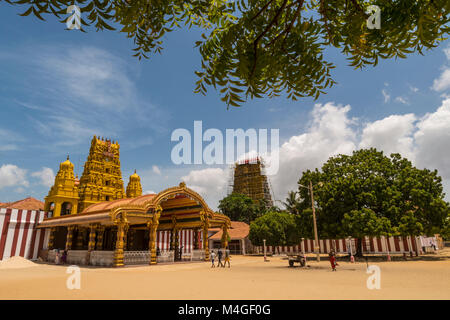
[0,253,449,300]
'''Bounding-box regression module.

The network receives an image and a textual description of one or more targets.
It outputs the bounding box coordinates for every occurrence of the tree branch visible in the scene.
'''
[251,0,275,22]
[268,0,304,47]
[250,0,289,79]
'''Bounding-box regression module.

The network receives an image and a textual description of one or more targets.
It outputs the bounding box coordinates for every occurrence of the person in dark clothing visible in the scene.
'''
[217,248,224,267]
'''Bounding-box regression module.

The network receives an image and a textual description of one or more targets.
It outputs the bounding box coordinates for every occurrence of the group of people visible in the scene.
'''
[54,249,67,265]
[210,247,231,268]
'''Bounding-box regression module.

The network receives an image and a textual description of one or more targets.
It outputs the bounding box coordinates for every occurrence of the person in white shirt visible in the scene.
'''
[210,250,216,268]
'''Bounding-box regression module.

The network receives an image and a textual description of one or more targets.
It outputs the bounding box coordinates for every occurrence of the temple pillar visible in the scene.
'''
[88,225,97,252]
[96,226,105,250]
[48,227,56,250]
[193,228,199,250]
[221,225,229,249]
[71,202,78,215]
[113,222,127,267]
[202,226,209,261]
[76,227,84,249]
[147,207,161,265]
[128,229,136,251]
[170,229,175,251]
[147,224,159,265]
[65,226,75,251]
[174,229,180,261]
[123,225,129,251]
[54,202,62,217]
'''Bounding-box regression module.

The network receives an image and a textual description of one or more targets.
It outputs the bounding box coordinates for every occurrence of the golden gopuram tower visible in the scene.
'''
[45,136,142,216]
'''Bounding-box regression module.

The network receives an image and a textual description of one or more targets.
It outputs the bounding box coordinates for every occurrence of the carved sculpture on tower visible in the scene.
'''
[126,170,143,198]
[44,136,127,215]
[77,136,126,213]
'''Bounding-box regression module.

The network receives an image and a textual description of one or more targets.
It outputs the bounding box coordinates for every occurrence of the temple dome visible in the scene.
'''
[60,156,74,170]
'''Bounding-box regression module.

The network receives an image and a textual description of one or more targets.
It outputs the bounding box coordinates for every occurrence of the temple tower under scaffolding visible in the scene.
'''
[230,157,273,208]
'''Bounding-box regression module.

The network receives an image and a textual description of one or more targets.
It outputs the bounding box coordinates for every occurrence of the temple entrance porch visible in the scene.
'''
[38,184,231,267]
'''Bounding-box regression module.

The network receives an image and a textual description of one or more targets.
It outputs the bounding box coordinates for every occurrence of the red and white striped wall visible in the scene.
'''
[0,208,50,261]
[156,230,204,253]
[257,236,421,255]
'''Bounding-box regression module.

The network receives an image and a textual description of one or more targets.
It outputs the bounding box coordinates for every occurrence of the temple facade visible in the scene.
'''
[39,137,230,267]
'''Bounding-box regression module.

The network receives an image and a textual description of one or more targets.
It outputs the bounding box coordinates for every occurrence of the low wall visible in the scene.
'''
[67,250,89,265]
[90,251,114,267]
[255,236,426,255]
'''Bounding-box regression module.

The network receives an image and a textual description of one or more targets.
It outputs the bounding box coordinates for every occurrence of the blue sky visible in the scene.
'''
[1,4,450,209]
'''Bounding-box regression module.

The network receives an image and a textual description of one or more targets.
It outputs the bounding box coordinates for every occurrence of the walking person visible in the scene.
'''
[217,248,224,267]
[329,249,338,271]
[210,250,216,268]
[61,250,67,265]
[55,249,60,265]
[224,246,231,268]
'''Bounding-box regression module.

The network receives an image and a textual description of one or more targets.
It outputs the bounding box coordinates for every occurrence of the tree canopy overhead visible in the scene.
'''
[3,0,449,107]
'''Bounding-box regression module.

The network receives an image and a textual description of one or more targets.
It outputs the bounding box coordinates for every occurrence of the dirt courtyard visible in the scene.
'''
[0,254,449,300]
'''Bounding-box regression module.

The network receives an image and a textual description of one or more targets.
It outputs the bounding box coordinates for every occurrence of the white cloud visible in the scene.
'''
[0,164,29,189]
[31,167,55,187]
[432,69,450,92]
[268,102,357,202]
[144,190,156,195]
[409,85,419,93]
[359,114,416,159]
[395,96,409,105]
[152,165,161,175]
[382,89,391,103]
[413,98,450,179]
[181,168,229,210]
[432,45,450,92]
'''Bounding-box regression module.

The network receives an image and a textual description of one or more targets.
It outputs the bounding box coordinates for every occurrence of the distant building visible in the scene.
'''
[0,197,44,211]
[0,197,49,261]
[209,221,253,255]
[230,157,273,208]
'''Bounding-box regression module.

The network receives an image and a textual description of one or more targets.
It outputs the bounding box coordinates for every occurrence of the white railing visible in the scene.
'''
[157,250,174,263]
[67,250,89,265]
[90,251,114,267]
[124,251,150,265]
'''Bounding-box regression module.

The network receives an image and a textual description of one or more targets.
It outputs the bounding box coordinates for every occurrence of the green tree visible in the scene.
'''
[283,190,300,214]
[294,148,449,255]
[343,208,392,255]
[441,212,450,240]
[4,0,449,107]
[218,193,263,224]
[249,211,297,247]
[293,208,314,239]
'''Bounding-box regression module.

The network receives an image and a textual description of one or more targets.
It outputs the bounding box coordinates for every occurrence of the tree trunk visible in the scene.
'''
[354,238,364,257]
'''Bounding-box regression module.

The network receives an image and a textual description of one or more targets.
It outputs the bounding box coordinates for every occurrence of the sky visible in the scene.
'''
[0,4,449,210]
